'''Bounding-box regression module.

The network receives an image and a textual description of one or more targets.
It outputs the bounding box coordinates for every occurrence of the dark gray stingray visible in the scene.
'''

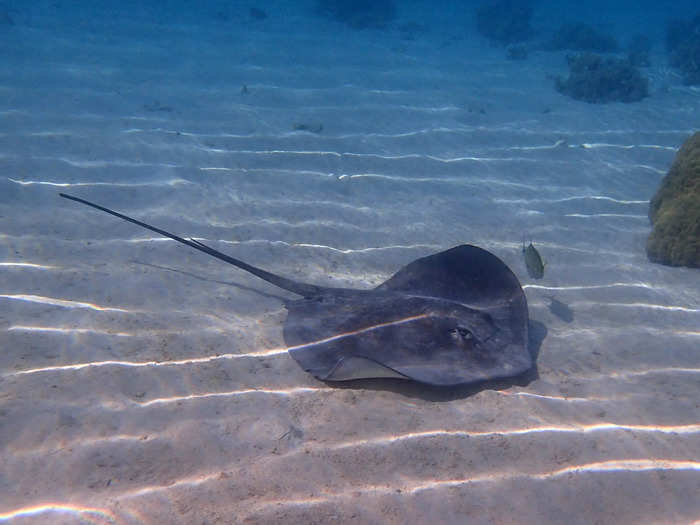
[60,193,532,386]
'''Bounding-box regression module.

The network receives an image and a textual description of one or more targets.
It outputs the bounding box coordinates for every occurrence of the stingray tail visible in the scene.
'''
[59,193,322,298]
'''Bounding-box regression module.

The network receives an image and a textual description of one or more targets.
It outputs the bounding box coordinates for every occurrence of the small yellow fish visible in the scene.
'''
[522,242,545,279]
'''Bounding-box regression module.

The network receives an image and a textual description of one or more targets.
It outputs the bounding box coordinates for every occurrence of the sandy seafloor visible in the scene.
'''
[1,1,699,524]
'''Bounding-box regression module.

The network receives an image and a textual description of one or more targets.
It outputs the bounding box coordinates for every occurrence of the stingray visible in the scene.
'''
[59,193,532,386]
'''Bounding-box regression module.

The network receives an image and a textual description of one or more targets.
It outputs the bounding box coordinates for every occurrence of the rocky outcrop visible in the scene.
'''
[647,133,700,268]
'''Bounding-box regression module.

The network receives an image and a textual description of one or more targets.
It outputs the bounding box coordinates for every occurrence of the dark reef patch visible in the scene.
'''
[249,7,268,20]
[475,0,533,45]
[1,7,13,26]
[506,44,528,60]
[316,0,396,29]
[398,21,426,41]
[666,14,700,85]
[555,53,648,103]
[627,35,652,67]
[545,22,618,53]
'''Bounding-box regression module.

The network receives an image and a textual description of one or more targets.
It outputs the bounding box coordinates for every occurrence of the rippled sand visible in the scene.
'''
[1,3,699,524]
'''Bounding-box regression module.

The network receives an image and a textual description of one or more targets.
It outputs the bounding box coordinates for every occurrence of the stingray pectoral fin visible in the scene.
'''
[323,356,410,381]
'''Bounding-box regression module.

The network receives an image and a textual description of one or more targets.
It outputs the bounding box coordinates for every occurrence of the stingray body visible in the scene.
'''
[60,193,532,386]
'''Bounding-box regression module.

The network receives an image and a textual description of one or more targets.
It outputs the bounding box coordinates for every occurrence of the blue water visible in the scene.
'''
[1,1,699,523]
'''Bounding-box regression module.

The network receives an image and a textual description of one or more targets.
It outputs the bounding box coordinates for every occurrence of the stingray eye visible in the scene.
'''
[450,327,473,340]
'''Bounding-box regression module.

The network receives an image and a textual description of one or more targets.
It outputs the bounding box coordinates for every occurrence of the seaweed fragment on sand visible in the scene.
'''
[293,122,324,133]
